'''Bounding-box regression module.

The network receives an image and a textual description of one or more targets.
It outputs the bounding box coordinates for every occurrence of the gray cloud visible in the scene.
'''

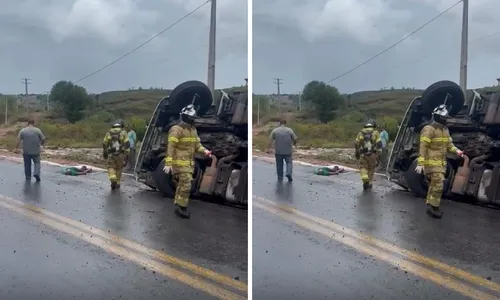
[0,0,247,94]
[253,0,500,94]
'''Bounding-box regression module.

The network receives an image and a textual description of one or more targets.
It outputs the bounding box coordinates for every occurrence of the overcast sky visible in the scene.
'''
[253,0,500,94]
[0,0,247,94]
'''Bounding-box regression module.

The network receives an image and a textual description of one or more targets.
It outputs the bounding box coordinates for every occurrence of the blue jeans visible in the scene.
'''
[23,154,41,178]
[275,154,293,179]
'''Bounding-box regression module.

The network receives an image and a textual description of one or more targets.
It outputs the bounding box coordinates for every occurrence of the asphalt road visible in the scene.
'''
[252,157,500,300]
[0,157,247,300]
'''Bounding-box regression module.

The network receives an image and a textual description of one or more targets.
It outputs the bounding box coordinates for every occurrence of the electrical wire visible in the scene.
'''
[74,0,210,84]
[326,0,463,84]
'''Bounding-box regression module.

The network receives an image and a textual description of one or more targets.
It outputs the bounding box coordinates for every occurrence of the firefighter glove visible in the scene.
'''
[415,165,424,174]
[163,165,171,174]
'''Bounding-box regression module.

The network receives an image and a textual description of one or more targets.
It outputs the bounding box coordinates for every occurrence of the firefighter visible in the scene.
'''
[102,119,130,190]
[355,119,382,190]
[163,104,212,219]
[415,104,464,218]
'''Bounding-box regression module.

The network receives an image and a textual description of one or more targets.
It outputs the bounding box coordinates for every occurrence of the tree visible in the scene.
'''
[301,80,344,123]
[50,81,92,123]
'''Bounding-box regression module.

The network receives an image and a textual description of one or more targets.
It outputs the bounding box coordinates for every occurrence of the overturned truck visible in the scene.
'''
[134,80,248,207]
[387,80,500,207]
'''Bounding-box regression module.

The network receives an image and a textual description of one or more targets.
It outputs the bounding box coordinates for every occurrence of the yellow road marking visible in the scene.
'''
[0,197,246,300]
[255,196,500,294]
[254,197,500,300]
[0,195,246,293]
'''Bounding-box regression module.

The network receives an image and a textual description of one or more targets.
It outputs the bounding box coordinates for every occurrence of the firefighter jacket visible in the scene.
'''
[103,127,130,157]
[164,123,207,174]
[355,127,382,156]
[417,122,458,173]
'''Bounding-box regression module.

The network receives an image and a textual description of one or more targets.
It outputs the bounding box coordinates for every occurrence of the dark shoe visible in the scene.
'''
[115,183,121,189]
[426,204,443,219]
[110,182,118,190]
[277,177,283,181]
[175,204,191,219]
[363,182,369,190]
[286,175,293,182]
[25,177,31,181]
[34,175,41,182]
[367,183,373,189]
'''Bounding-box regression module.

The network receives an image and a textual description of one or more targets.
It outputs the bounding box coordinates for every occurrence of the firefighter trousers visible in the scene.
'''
[173,172,192,208]
[107,154,125,184]
[359,153,378,184]
[426,172,444,207]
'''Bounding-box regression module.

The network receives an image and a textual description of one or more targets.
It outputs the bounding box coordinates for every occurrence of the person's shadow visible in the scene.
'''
[22,181,42,202]
[275,181,294,202]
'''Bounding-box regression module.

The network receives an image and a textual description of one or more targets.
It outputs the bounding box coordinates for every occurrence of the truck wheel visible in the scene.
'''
[404,159,451,199]
[152,160,176,197]
[168,80,213,116]
[421,80,464,117]
[152,159,201,198]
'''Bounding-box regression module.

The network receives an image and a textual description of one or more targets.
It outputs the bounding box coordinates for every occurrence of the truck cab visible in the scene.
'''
[133,80,248,207]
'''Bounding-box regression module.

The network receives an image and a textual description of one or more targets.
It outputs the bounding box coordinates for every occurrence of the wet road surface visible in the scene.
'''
[0,158,247,300]
[252,157,500,300]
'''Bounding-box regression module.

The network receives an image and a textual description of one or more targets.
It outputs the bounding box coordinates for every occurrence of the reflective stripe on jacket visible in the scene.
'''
[355,127,382,155]
[164,124,207,173]
[103,127,130,156]
[417,122,458,173]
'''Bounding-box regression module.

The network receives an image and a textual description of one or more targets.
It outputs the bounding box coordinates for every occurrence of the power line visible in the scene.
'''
[145,32,245,67]
[73,0,210,84]
[326,0,463,84]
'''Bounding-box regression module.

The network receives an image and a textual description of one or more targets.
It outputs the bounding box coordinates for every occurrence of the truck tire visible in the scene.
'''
[152,159,201,198]
[404,159,451,199]
[152,160,176,197]
[168,80,213,116]
[421,80,464,117]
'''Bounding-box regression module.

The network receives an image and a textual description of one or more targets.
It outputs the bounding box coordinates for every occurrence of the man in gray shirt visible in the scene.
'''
[15,119,46,182]
[267,119,297,182]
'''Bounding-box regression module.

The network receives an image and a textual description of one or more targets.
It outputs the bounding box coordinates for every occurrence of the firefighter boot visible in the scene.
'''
[426,204,443,219]
[362,181,372,190]
[175,204,191,219]
[110,181,118,190]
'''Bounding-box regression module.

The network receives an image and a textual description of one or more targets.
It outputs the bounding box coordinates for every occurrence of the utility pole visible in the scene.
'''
[21,78,31,114]
[4,97,8,125]
[207,0,216,96]
[459,0,468,96]
[273,78,283,114]
[45,91,50,111]
[297,91,302,111]
[257,96,260,125]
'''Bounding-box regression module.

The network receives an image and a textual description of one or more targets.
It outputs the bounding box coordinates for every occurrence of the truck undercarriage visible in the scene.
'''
[387,80,500,207]
[134,81,248,208]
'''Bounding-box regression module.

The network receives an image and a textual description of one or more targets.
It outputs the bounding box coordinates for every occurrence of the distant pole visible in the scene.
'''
[273,78,283,114]
[298,91,302,111]
[207,0,216,96]
[459,0,468,96]
[4,97,8,125]
[21,78,31,115]
[46,91,50,111]
[257,97,260,125]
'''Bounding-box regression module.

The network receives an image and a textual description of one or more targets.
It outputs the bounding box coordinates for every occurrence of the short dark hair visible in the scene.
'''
[279,119,287,125]
[27,119,35,125]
